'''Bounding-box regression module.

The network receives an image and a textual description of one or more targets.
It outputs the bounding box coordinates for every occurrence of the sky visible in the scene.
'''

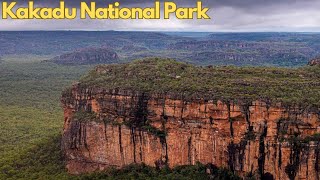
[1,0,320,31]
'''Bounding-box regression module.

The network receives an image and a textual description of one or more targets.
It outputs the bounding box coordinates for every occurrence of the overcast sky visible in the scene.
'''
[1,0,320,31]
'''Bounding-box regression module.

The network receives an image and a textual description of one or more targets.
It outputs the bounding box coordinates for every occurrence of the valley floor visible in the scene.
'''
[0,57,91,179]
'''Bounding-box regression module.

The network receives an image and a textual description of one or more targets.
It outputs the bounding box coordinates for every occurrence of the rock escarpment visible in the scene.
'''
[309,58,320,66]
[61,59,320,179]
[49,48,119,65]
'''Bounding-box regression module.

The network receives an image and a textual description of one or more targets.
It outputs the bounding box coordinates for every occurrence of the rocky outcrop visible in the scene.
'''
[49,48,119,65]
[61,85,320,179]
[309,58,320,66]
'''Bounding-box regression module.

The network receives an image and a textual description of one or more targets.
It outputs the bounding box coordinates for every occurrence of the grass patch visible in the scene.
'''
[141,125,167,138]
[73,111,99,122]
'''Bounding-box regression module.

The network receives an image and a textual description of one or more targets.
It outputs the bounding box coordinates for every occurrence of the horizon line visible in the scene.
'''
[0,30,320,33]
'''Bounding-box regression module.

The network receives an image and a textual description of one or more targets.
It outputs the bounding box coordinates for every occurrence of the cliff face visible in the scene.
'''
[61,85,320,179]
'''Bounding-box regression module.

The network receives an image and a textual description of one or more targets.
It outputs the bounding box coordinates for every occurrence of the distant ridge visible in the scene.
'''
[48,47,119,65]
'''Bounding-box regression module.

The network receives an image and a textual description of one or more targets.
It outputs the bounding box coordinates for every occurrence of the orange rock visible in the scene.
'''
[61,86,320,179]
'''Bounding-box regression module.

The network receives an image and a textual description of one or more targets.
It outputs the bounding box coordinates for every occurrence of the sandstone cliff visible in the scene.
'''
[61,59,320,179]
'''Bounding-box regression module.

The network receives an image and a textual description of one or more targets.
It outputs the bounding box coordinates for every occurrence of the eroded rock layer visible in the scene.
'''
[62,85,320,179]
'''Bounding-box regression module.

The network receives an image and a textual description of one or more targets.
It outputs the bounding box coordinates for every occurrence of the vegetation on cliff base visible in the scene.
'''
[78,162,240,180]
[79,58,320,107]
